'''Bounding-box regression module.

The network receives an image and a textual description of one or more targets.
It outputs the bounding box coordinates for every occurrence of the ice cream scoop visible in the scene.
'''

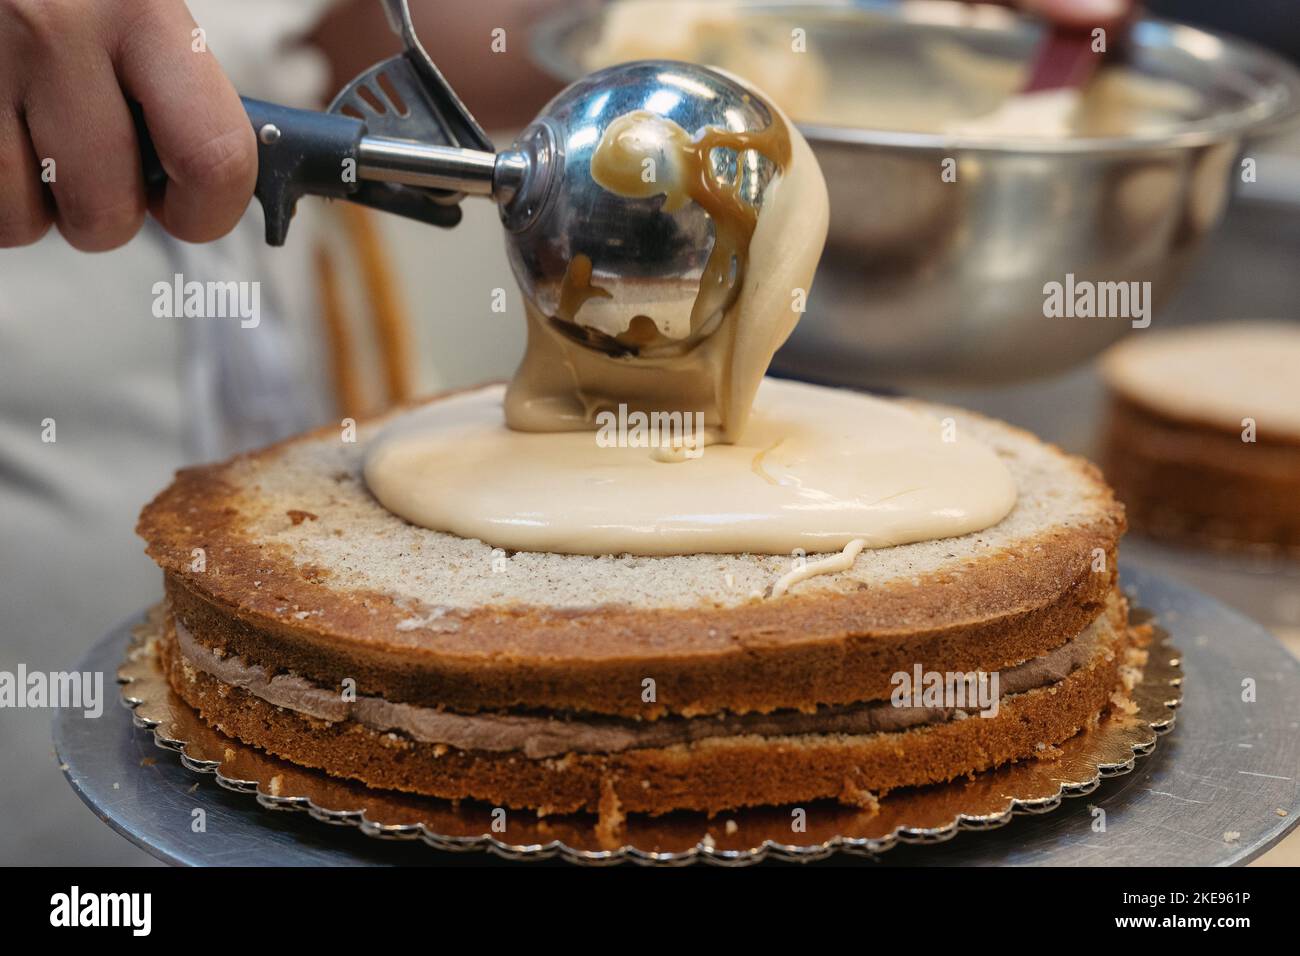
[500,60,788,357]
[134,0,786,356]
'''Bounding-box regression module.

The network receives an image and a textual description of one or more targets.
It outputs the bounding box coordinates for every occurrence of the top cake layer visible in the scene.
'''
[138,382,1124,718]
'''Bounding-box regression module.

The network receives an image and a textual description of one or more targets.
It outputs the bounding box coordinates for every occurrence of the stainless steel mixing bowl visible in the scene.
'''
[531,0,1300,386]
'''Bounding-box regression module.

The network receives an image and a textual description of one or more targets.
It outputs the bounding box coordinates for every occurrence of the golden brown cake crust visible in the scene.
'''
[159,612,1138,816]
[161,562,1117,718]
[137,390,1126,719]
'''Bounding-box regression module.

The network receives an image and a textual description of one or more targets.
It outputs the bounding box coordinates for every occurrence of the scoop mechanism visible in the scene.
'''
[134,0,786,354]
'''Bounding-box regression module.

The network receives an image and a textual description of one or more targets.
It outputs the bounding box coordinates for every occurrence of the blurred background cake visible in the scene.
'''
[1100,321,1300,554]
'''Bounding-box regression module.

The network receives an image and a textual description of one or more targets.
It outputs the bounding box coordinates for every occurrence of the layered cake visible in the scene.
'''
[137,65,1147,823]
[137,382,1142,817]
[1100,321,1300,554]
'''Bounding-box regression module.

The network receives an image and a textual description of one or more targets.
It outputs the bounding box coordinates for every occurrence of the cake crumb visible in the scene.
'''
[595,778,626,848]
[1034,742,1064,761]
[724,819,738,835]
[542,752,577,772]
[1109,690,1139,715]
[1223,831,1241,843]
[268,774,284,796]
[838,775,881,813]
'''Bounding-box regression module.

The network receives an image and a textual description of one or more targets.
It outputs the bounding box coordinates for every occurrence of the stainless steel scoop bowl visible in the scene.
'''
[532,0,1300,386]
[504,61,782,353]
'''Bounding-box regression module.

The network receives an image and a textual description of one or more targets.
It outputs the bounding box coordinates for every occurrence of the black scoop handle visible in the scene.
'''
[132,97,365,246]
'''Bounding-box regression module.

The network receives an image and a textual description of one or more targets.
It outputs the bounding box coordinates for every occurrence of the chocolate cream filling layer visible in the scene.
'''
[174,615,1111,759]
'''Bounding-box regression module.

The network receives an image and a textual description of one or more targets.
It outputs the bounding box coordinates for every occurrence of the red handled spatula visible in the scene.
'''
[950,2,1137,136]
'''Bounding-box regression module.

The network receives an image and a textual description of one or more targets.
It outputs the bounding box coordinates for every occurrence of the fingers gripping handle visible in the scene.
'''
[132,97,365,246]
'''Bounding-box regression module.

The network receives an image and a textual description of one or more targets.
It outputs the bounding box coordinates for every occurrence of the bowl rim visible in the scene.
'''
[529,0,1300,155]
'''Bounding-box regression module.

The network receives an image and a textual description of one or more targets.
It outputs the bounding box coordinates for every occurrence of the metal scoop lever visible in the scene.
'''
[342,0,494,154]
[244,0,512,243]
[323,0,499,228]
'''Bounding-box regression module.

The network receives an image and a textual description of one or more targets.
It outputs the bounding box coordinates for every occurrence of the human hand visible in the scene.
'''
[0,0,256,251]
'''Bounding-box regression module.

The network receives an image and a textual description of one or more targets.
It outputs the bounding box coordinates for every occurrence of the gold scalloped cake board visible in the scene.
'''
[118,607,1182,865]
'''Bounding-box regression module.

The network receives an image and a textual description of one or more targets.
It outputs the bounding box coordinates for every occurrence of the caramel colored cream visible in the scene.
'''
[503,97,814,445]
[364,379,1016,556]
[589,108,791,359]
[365,86,1017,569]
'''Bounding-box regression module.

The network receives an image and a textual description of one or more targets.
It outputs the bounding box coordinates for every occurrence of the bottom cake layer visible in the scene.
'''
[158,594,1146,818]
